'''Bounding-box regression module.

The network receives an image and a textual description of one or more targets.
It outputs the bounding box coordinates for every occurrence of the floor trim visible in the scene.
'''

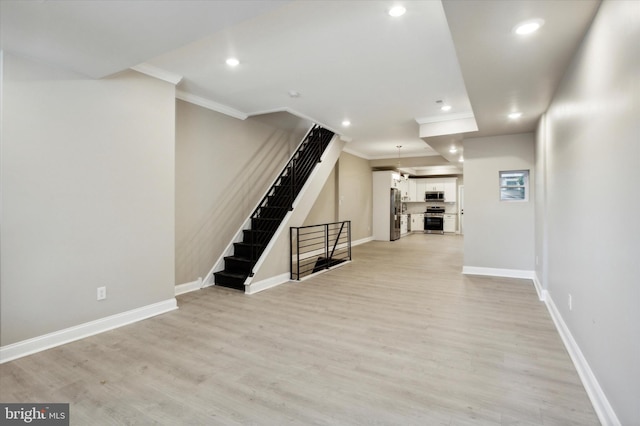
[543,292,621,426]
[463,265,619,425]
[0,298,178,364]
[175,278,203,296]
[462,266,535,280]
[245,273,291,295]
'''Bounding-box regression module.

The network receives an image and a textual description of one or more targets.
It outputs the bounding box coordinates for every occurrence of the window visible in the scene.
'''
[499,170,529,201]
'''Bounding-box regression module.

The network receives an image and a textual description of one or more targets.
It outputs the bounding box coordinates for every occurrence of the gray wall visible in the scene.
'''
[301,151,373,243]
[175,102,307,285]
[463,133,535,271]
[1,55,176,346]
[339,152,373,242]
[536,1,640,422]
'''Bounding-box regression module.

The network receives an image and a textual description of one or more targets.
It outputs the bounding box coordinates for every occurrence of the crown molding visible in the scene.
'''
[176,91,248,120]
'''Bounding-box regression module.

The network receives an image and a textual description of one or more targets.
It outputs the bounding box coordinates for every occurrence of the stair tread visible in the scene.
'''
[224,256,252,262]
[214,270,247,279]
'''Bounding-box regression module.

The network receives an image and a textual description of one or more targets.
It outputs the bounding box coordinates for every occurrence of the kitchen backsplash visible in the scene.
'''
[403,202,458,214]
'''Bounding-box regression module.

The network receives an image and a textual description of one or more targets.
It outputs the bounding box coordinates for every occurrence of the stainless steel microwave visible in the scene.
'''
[425,191,445,201]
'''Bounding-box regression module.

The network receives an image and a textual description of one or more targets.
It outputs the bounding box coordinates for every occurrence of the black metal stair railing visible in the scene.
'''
[290,221,352,280]
[213,124,335,290]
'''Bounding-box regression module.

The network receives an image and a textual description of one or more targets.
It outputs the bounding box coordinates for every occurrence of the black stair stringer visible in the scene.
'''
[214,124,335,291]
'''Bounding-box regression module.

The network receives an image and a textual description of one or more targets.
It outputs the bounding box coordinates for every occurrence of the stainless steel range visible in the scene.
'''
[424,206,445,234]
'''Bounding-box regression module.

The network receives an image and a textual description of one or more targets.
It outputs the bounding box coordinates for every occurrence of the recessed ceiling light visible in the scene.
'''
[508,112,523,119]
[514,19,544,35]
[440,104,452,112]
[459,156,464,163]
[388,6,406,17]
[342,120,351,127]
[225,57,240,67]
[449,147,458,154]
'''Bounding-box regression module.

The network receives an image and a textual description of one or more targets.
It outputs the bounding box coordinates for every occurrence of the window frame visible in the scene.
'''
[499,170,529,202]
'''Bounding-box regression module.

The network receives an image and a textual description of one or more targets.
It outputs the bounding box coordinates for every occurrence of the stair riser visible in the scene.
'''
[224,258,253,274]
[251,218,280,232]
[242,230,272,245]
[233,243,264,258]
[258,206,288,219]
[213,273,246,290]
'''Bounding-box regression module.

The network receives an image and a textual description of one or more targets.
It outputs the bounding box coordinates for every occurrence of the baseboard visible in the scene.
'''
[0,298,178,364]
[544,293,621,426]
[352,236,373,246]
[462,266,535,280]
[246,273,291,295]
[532,272,545,301]
[175,277,203,296]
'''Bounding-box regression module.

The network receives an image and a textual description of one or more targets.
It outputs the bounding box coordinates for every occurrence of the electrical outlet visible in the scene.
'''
[97,286,107,301]
[568,294,572,311]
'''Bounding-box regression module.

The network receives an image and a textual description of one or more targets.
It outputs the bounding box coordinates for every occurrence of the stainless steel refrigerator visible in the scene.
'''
[390,188,401,241]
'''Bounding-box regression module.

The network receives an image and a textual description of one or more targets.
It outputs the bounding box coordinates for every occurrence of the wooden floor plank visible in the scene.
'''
[0,234,599,425]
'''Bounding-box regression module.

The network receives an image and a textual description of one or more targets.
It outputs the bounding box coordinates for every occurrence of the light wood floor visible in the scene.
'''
[1,234,599,425]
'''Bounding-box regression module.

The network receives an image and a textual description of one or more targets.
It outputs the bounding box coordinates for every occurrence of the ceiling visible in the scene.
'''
[0,0,600,175]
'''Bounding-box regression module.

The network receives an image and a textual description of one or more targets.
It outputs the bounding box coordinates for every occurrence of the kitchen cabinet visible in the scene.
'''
[401,215,408,235]
[408,180,417,201]
[443,180,457,203]
[398,179,410,201]
[414,180,428,202]
[443,214,456,233]
[411,213,424,232]
[425,181,444,191]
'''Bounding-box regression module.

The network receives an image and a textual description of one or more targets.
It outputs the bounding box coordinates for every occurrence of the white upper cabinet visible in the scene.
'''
[425,181,445,191]
[404,178,457,202]
[443,180,457,203]
[414,180,428,201]
[398,179,410,201]
[408,179,417,201]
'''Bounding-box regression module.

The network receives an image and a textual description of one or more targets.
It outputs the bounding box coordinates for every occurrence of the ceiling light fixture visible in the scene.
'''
[508,112,523,119]
[342,120,351,127]
[440,104,452,112]
[288,90,300,98]
[449,147,458,154]
[459,156,464,163]
[514,19,544,35]
[225,57,240,67]
[388,6,406,17]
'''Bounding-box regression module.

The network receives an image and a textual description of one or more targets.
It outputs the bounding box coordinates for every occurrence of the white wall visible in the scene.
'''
[463,133,535,272]
[536,1,640,423]
[1,54,176,346]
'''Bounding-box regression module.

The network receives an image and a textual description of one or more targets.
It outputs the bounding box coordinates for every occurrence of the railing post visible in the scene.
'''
[297,227,302,280]
[290,227,293,280]
[347,220,352,260]
[324,224,329,269]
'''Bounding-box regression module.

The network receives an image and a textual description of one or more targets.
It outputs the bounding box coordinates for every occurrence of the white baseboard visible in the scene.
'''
[175,277,203,296]
[0,298,178,364]
[462,266,620,424]
[532,272,545,301]
[246,273,291,295]
[544,293,621,426]
[352,236,373,246]
[462,266,535,280]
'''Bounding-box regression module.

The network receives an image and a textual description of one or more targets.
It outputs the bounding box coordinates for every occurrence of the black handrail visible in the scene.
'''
[247,125,335,275]
[290,221,352,280]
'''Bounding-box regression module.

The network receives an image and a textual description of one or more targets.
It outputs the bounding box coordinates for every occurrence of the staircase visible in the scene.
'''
[214,125,336,290]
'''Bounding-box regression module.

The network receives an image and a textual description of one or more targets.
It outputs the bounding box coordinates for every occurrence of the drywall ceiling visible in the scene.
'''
[0,0,601,172]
